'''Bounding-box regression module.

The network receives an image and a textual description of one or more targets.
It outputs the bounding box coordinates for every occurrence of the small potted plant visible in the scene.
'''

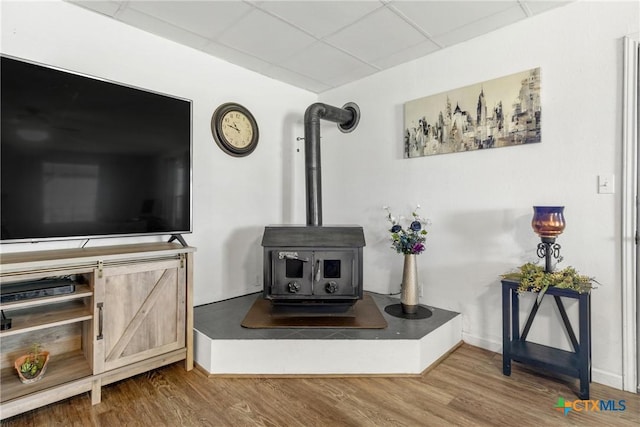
[14,343,50,384]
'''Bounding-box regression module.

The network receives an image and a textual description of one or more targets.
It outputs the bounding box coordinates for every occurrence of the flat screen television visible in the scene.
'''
[1,55,192,243]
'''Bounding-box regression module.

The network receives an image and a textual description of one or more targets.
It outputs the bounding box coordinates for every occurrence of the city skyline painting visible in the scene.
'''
[403,68,541,158]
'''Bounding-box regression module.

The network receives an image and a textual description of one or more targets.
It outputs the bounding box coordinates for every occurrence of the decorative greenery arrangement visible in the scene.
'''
[384,205,429,255]
[16,343,49,382]
[502,263,597,297]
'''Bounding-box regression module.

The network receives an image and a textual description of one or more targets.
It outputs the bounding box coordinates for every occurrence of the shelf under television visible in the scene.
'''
[0,349,92,403]
[0,299,92,338]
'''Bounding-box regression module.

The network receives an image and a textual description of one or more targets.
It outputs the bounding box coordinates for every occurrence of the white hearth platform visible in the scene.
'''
[194,292,461,376]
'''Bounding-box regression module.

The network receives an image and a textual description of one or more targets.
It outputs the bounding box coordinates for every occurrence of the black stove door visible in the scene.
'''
[271,250,314,296]
[312,250,355,297]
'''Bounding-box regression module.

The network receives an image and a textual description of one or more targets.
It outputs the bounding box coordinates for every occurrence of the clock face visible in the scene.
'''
[211,103,259,157]
[221,111,254,150]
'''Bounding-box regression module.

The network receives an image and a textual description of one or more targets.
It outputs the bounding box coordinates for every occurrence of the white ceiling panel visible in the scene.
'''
[371,39,441,70]
[127,0,252,39]
[389,1,517,37]
[281,41,376,82]
[66,0,573,93]
[200,41,273,74]
[525,0,574,15]
[326,7,426,63]
[260,1,382,38]
[70,0,122,16]
[261,64,332,93]
[323,63,381,88]
[216,8,317,63]
[432,5,527,47]
[116,6,211,50]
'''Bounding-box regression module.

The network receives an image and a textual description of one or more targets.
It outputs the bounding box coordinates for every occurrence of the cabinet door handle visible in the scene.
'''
[97,302,104,340]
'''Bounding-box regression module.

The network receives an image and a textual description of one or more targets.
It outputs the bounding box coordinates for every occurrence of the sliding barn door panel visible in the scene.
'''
[95,259,186,373]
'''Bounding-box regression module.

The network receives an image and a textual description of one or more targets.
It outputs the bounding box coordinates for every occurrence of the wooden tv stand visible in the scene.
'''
[0,242,195,420]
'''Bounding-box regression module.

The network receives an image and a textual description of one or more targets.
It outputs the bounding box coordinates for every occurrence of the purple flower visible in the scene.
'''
[385,206,429,255]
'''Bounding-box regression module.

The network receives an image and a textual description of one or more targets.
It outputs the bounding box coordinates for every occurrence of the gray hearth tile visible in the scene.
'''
[194,292,460,341]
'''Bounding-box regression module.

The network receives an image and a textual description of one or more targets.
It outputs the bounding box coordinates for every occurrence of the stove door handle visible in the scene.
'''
[278,251,309,262]
[314,260,321,282]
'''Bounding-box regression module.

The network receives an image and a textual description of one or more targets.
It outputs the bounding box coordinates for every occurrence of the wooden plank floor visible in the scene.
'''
[2,343,638,426]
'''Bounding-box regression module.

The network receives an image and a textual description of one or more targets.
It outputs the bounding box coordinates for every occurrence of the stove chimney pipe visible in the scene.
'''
[303,102,360,226]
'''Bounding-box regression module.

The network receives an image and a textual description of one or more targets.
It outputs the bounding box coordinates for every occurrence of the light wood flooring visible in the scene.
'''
[2,343,638,426]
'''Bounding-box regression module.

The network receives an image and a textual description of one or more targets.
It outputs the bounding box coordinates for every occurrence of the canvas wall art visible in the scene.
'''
[403,68,541,158]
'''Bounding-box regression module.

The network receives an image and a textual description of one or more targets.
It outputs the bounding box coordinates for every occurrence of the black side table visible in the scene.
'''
[501,279,591,399]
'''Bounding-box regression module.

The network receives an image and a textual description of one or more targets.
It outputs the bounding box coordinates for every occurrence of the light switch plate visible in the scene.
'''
[598,174,615,194]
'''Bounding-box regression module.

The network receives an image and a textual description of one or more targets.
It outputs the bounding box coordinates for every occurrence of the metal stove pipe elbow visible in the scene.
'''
[303,102,360,226]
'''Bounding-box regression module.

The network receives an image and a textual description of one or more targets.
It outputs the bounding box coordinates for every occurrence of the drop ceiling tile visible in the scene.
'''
[261,64,332,93]
[216,8,317,64]
[281,41,376,83]
[125,0,252,39]
[389,0,518,37]
[323,63,380,88]
[259,1,383,38]
[524,0,573,15]
[66,0,123,17]
[326,6,426,63]
[433,5,527,47]
[117,6,210,50]
[200,41,272,74]
[65,0,572,94]
[371,39,441,70]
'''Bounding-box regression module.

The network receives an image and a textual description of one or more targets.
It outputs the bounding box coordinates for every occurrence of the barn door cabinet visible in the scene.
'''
[0,243,195,420]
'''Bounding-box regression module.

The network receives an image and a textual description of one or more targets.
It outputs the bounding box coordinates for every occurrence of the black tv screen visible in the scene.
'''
[1,55,192,243]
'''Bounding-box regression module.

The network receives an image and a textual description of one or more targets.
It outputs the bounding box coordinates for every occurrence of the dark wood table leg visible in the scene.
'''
[502,283,512,376]
[578,292,590,399]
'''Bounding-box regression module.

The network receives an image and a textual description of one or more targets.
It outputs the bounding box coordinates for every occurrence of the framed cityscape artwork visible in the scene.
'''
[403,68,541,158]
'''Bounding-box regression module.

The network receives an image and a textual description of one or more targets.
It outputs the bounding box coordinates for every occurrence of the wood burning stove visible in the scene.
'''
[261,102,363,311]
[262,225,364,310]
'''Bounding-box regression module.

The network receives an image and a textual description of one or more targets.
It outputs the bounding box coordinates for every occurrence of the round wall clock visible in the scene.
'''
[211,102,259,157]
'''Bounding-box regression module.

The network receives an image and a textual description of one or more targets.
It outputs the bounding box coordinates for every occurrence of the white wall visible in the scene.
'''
[0,0,316,305]
[2,0,638,390]
[317,0,639,388]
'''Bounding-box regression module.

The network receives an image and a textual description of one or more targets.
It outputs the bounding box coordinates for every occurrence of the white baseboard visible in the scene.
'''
[461,333,625,391]
[462,332,501,353]
[592,368,623,390]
